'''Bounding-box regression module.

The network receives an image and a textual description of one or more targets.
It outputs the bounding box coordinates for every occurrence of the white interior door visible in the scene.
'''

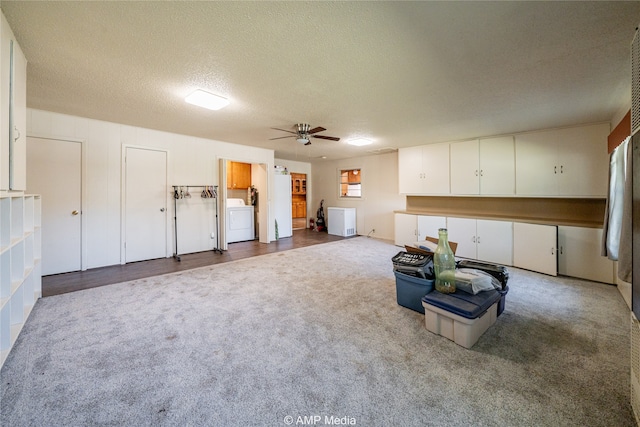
[26,137,82,275]
[124,147,167,263]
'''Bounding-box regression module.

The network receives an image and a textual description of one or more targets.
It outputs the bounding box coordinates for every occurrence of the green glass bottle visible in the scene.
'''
[434,228,456,293]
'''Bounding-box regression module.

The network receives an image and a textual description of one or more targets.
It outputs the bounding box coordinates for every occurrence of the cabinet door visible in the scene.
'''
[556,123,609,197]
[0,15,12,191]
[479,136,515,195]
[423,143,450,194]
[398,146,424,194]
[236,162,251,189]
[417,215,446,241]
[515,132,558,196]
[394,213,417,247]
[450,139,479,195]
[558,226,614,284]
[446,217,477,259]
[513,222,557,276]
[9,41,26,191]
[476,219,513,266]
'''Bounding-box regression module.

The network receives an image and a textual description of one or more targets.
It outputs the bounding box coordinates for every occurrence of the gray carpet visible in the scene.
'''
[0,237,635,426]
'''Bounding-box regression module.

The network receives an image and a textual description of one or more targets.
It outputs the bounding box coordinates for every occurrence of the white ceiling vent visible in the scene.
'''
[367,147,398,155]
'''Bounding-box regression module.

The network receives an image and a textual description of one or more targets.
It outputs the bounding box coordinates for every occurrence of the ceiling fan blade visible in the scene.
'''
[271,127,297,135]
[269,135,296,140]
[307,126,326,135]
[312,135,340,141]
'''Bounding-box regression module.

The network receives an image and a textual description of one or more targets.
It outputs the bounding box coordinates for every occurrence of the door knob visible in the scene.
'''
[72,210,79,216]
[160,208,165,212]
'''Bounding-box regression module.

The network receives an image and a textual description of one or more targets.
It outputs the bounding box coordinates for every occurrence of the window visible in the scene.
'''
[340,168,362,198]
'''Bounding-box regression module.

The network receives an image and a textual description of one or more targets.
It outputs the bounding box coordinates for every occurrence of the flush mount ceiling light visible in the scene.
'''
[347,138,372,146]
[185,89,229,110]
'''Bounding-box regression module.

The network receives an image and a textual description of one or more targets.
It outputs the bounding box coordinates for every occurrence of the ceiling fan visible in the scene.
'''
[269,123,340,145]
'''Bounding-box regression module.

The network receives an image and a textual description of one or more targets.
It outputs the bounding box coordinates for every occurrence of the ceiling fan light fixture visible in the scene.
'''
[296,137,310,144]
[347,138,372,146]
[185,89,229,110]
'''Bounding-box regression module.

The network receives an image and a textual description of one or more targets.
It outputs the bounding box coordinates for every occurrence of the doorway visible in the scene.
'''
[123,146,168,263]
[26,137,83,275]
[290,172,307,230]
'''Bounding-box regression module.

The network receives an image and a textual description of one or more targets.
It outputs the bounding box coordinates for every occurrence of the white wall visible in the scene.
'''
[27,109,275,270]
[310,152,405,241]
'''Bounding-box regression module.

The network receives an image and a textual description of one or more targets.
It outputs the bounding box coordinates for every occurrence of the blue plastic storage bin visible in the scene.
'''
[421,288,501,319]
[394,270,434,314]
[497,286,509,316]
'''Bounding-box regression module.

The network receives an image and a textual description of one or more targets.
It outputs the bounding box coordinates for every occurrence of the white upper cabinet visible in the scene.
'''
[450,136,515,195]
[515,123,609,197]
[398,146,425,194]
[479,136,515,195]
[450,139,479,195]
[0,13,27,191]
[398,143,450,195]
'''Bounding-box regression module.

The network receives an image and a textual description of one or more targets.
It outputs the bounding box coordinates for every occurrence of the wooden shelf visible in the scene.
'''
[404,196,606,229]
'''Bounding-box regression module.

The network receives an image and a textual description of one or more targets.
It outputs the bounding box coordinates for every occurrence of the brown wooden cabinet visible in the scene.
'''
[226,161,252,189]
[292,195,307,218]
[291,173,307,195]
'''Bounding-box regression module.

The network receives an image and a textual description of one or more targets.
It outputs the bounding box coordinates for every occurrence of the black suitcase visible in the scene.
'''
[456,259,509,289]
[392,251,434,279]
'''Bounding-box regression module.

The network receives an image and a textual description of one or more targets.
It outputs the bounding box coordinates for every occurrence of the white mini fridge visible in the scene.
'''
[327,207,356,237]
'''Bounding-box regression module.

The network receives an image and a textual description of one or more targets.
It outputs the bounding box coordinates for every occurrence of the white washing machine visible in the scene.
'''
[226,198,255,243]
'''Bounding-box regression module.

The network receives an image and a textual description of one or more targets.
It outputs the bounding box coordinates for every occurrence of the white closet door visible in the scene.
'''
[124,147,167,263]
[26,137,82,275]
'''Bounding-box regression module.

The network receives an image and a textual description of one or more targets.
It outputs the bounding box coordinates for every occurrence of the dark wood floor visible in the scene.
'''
[42,229,346,297]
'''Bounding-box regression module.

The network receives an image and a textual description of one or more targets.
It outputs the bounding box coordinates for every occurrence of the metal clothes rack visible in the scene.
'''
[172,185,223,261]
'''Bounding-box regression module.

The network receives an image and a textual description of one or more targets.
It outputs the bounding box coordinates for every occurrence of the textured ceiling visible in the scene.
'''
[1,1,639,162]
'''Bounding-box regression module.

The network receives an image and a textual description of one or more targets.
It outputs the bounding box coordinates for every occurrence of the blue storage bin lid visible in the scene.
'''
[421,288,501,319]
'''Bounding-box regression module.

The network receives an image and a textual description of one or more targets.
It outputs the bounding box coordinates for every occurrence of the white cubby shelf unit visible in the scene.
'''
[0,193,41,368]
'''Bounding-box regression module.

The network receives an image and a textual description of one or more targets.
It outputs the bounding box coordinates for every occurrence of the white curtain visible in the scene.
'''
[601,136,632,282]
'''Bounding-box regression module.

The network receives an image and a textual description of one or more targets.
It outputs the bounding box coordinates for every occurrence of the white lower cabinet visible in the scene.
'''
[558,226,614,284]
[0,193,41,368]
[394,213,446,247]
[513,222,557,276]
[394,213,417,247]
[417,215,447,241]
[446,217,513,265]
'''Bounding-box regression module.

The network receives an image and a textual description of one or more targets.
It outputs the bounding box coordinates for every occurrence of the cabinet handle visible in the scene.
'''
[480,169,483,177]
[71,210,79,216]
[13,127,20,142]
[477,236,480,244]
[472,236,475,243]
[475,170,478,177]
[554,166,557,174]
[551,247,555,255]
[560,165,563,174]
